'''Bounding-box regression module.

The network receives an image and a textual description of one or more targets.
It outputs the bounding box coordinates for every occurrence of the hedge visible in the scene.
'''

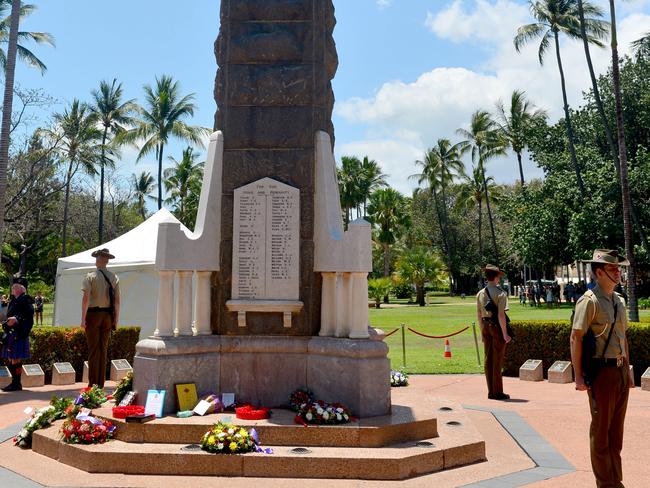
[504,320,650,385]
[2,326,140,384]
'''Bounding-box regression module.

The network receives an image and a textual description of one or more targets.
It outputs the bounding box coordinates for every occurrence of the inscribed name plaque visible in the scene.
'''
[110,359,133,382]
[227,177,303,327]
[547,360,573,384]
[641,367,650,391]
[22,364,45,388]
[0,365,11,388]
[519,359,543,382]
[52,362,76,385]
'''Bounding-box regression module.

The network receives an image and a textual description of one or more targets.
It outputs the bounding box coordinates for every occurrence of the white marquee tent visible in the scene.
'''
[54,209,190,338]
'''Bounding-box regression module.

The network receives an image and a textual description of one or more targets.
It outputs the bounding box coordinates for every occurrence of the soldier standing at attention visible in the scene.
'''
[570,249,633,488]
[81,248,120,389]
[476,264,512,400]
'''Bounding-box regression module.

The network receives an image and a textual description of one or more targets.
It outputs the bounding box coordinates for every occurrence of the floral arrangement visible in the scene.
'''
[61,416,116,444]
[112,372,133,405]
[200,422,272,454]
[288,388,314,411]
[390,370,409,387]
[235,404,270,420]
[14,396,73,448]
[74,385,108,409]
[294,400,352,426]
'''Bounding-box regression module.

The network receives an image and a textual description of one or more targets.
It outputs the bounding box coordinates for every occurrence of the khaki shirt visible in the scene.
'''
[476,283,508,320]
[572,284,628,358]
[81,268,120,308]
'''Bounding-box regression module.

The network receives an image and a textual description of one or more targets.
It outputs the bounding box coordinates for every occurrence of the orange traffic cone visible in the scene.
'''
[444,339,452,358]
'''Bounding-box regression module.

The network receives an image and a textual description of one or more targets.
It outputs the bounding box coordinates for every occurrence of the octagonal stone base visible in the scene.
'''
[133,335,391,417]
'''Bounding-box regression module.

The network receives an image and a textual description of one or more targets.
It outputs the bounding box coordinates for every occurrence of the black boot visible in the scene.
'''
[2,363,22,392]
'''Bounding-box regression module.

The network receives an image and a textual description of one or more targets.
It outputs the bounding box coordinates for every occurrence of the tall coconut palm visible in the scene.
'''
[607,0,637,320]
[121,75,210,209]
[632,31,650,58]
[337,155,363,226]
[495,90,547,186]
[358,156,387,217]
[457,110,505,261]
[367,188,410,278]
[47,100,102,256]
[131,171,155,220]
[514,0,607,199]
[163,146,204,229]
[90,78,137,244]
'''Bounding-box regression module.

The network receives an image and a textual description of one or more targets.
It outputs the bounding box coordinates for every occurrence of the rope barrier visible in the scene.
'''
[383,328,399,338]
[407,326,469,339]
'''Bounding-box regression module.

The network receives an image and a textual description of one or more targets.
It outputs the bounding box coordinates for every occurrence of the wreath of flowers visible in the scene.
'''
[112,372,133,405]
[288,388,314,412]
[200,422,271,454]
[75,385,108,409]
[294,400,352,425]
[235,404,270,420]
[14,396,73,448]
[390,370,409,387]
[61,416,116,444]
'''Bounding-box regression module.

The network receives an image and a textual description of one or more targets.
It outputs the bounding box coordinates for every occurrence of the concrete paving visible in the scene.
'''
[0,375,648,487]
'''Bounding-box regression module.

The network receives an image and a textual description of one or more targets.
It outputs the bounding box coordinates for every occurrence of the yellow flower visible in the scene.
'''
[229,442,238,452]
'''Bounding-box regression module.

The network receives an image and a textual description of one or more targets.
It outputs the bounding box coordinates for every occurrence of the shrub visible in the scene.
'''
[504,320,650,385]
[391,280,413,300]
[2,326,140,383]
[368,278,392,308]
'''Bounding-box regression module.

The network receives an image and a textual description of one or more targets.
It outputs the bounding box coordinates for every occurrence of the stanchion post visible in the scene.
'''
[471,321,481,366]
[401,323,406,368]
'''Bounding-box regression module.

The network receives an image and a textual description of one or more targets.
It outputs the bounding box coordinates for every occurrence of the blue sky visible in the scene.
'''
[13,0,650,199]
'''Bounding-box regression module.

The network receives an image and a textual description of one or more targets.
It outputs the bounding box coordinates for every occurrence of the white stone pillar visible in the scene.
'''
[154,271,174,337]
[349,272,369,339]
[319,272,337,337]
[335,273,352,338]
[194,271,212,335]
[174,271,193,336]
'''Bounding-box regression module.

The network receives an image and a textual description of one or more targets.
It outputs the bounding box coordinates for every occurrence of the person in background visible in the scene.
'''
[1,278,34,392]
[34,291,44,326]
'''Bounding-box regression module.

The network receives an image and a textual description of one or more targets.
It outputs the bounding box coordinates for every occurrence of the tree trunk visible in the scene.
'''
[516,151,525,187]
[440,183,455,295]
[61,161,75,257]
[481,163,499,262]
[0,0,21,244]
[157,144,165,209]
[416,285,425,307]
[382,241,390,277]
[477,200,483,261]
[553,30,586,199]
[609,0,638,321]
[98,127,108,244]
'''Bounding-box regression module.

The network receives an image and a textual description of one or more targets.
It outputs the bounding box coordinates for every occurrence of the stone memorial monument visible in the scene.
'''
[21,364,45,388]
[519,359,543,382]
[641,367,650,391]
[52,362,76,386]
[547,360,572,384]
[134,0,389,417]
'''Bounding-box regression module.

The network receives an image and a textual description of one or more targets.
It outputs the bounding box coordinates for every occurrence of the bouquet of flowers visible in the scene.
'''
[112,372,133,405]
[200,422,271,454]
[61,416,116,444]
[295,400,352,425]
[288,388,314,412]
[74,385,108,409]
[390,370,409,387]
[14,396,73,448]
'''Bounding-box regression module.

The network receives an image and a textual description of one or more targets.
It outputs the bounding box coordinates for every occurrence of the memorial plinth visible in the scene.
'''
[519,360,543,382]
[0,366,11,389]
[21,364,45,388]
[51,362,76,386]
[547,360,573,384]
[642,367,650,391]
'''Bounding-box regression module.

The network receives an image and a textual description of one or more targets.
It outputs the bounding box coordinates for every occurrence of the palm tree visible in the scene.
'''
[47,100,102,256]
[90,79,136,244]
[131,171,156,220]
[495,90,547,186]
[121,75,210,209]
[514,0,607,199]
[632,31,650,58]
[337,155,363,226]
[0,0,55,74]
[163,146,204,229]
[395,247,445,307]
[607,0,638,321]
[358,156,387,217]
[367,188,410,278]
[457,110,505,261]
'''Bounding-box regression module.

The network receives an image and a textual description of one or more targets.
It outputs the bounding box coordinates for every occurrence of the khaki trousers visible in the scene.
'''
[588,364,629,488]
[481,319,506,397]
[85,310,112,388]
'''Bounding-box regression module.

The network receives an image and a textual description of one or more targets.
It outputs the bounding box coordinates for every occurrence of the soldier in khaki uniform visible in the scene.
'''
[81,248,120,388]
[476,264,512,400]
[570,249,633,488]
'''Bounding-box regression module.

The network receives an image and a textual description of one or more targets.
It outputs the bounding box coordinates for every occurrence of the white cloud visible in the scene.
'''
[336,0,650,189]
[376,0,392,9]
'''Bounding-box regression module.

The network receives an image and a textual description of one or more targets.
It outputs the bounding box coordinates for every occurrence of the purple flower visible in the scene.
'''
[250,428,259,445]
[74,395,84,406]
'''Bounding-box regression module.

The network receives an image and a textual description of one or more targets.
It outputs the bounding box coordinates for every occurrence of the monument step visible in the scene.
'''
[93,402,438,448]
[32,416,485,480]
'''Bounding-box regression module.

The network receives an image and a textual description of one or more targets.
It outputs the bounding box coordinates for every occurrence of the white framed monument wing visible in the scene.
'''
[226,177,303,328]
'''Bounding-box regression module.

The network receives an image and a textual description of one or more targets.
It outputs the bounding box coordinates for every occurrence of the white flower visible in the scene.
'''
[316,407,323,415]
[218,432,225,438]
[306,412,313,421]
[336,407,343,413]
[235,433,241,438]
[336,413,342,421]
[343,414,349,420]
[322,412,330,420]
[217,443,224,450]
[228,428,235,435]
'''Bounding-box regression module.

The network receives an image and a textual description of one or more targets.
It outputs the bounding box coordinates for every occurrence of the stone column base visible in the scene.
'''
[133,335,391,418]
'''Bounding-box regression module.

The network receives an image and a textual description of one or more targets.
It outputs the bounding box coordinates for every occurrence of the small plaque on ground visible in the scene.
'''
[23,364,44,376]
[519,359,543,382]
[112,359,132,370]
[0,366,10,377]
[641,367,650,391]
[548,360,573,384]
[22,364,45,388]
[54,362,75,374]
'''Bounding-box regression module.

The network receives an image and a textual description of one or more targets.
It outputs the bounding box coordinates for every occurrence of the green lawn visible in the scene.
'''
[370,296,650,374]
